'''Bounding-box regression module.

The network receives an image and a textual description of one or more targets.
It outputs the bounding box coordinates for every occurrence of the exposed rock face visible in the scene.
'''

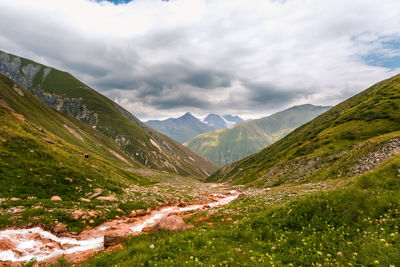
[0,52,98,126]
[350,137,400,176]
[151,215,186,231]
[33,88,99,126]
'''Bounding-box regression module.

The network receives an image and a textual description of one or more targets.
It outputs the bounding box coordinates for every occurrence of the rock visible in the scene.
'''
[146,207,152,214]
[53,222,67,233]
[178,202,187,208]
[10,207,24,214]
[130,211,137,217]
[151,215,186,231]
[96,196,118,201]
[42,138,55,144]
[80,197,91,202]
[89,219,94,224]
[142,227,151,232]
[136,209,146,216]
[0,239,16,250]
[33,205,43,209]
[89,188,103,199]
[104,231,128,247]
[226,218,233,222]
[203,204,210,209]
[72,210,83,220]
[10,197,21,201]
[84,154,90,158]
[50,196,62,201]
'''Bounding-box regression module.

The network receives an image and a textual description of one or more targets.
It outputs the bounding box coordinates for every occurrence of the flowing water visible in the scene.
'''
[0,191,239,264]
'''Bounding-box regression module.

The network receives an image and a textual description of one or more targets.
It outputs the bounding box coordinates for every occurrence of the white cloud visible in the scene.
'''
[0,0,399,120]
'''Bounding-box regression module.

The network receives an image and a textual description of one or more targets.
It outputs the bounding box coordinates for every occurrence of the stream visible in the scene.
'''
[0,191,239,264]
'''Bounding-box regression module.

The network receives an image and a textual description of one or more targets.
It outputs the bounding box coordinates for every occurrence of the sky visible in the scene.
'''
[0,0,400,120]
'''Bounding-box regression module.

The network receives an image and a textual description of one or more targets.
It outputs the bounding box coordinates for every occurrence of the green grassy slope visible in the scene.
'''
[0,73,160,230]
[207,74,400,186]
[0,50,218,178]
[0,73,150,198]
[86,152,400,266]
[185,105,330,166]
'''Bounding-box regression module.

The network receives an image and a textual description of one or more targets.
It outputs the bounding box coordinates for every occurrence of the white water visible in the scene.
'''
[0,192,239,263]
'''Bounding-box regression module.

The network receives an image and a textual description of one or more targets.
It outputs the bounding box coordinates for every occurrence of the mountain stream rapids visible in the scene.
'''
[0,191,239,265]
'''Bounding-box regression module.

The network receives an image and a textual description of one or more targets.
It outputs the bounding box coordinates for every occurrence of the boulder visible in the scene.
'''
[151,215,186,231]
[50,196,62,201]
[0,239,16,251]
[104,231,128,247]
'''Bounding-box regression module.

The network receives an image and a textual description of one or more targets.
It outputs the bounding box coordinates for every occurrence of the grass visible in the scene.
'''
[84,153,400,266]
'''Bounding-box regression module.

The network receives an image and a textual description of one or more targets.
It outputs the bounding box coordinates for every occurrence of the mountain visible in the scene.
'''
[185,105,330,166]
[0,50,218,178]
[0,72,149,201]
[223,114,244,124]
[146,112,244,143]
[207,74,400,186]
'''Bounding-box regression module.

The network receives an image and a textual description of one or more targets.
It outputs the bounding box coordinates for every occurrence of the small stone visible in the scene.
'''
[136,209,146,216]
[226,218,233,222]
[130,211,137,217]
[53,223,67,233]
[72,210,83,220]
[10,197,21,201]
[96,196,118,201]
[50,196,62,201]
[89,188,103,199]
[33,205,43,210]
[89,219,94,224]
[80,198,91,202]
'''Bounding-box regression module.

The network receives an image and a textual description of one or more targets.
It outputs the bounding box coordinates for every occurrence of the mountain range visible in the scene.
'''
[185,104,331,166]
[207,74,400,186]
[0,50,218,179]
[145,112,244,143]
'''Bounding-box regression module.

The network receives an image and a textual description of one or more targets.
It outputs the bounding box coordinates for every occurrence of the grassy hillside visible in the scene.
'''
[185,105,330,166]
[207,74,400,186]
[86,152,400,266]
[0,50,218,178]
[0,73,156,229]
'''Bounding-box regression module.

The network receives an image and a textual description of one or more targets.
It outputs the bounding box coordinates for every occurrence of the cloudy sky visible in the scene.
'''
[0,0,400,120]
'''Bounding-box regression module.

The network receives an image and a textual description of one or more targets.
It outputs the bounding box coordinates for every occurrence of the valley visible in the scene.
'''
[0,52,399,266]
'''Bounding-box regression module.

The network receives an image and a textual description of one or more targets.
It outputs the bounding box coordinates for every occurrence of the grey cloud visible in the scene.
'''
[0,0,399,120]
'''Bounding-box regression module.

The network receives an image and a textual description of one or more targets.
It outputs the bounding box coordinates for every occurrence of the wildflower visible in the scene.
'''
[353,252,358,256]
[317,251,323,256]
[374,260,379,265]
[337,252,343,257]
[149,244,155,249]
